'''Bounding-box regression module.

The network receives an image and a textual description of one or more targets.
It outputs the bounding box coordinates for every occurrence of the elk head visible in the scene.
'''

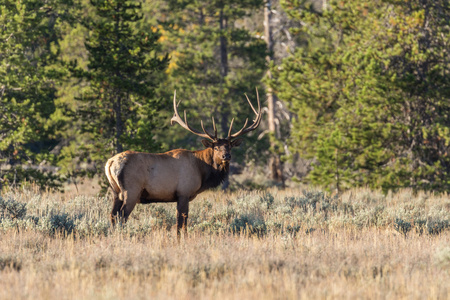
[171,89,262,170]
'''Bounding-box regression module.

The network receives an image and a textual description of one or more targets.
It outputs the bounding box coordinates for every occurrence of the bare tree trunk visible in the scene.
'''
[264,0,284,185]
[219,8,230,190]
[115,94,123,154]
[219,9,228,78]
[114,13,123,155]
[219,9,230,136]
[323,0,328,11]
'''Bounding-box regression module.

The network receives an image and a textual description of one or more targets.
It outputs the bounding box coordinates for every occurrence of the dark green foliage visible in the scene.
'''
[394,218,412,237]
[5,0,450,193]
[392,217,448,237]
[426,220,450,236]
[40,212,75,236]
[158,0,269,165]
[69,0,169,177]
[0,167,63,191]
[284,224,302,236]
[0,0,74,190]
[275,0,450,192]
[0,0,270,189]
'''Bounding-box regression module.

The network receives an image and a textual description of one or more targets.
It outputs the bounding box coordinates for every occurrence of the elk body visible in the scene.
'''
[105,90,262,235]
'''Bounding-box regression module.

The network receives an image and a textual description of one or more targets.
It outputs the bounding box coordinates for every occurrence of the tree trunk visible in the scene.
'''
[219,9,228,78]
[219,8,230,190]
[113,9,123,155]
[219,8,230,135]
[115,94,123,154]
[264,0,284,185]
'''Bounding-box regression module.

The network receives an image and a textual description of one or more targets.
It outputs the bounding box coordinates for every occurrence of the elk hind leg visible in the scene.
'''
[118,189,140,223]
[110,192,123,226]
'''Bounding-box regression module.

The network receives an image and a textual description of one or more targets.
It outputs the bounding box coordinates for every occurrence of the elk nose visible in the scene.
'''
[222,153,231,161]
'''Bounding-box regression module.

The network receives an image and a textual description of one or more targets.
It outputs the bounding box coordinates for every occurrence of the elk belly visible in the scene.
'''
[139,189,177,203]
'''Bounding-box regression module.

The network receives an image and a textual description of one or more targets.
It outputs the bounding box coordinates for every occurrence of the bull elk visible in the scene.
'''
[105,89,262,235]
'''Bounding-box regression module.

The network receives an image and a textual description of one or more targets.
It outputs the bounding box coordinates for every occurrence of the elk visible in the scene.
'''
[105,89,262,235]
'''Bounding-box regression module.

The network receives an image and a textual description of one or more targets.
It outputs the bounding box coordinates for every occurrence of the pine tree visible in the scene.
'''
[71,0,169,175]
[157,0,269,168]
[275,0,450,192]
[379,0,450,191]
[0,0,75,189]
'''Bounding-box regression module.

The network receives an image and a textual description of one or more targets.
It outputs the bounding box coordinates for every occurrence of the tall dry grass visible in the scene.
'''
[0,186,449,299]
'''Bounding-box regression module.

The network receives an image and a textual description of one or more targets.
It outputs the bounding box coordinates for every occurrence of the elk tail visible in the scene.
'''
[105,159,121,195]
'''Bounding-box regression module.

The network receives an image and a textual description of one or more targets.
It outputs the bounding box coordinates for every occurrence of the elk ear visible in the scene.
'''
[231,138,243,148]
[201,139,214,148]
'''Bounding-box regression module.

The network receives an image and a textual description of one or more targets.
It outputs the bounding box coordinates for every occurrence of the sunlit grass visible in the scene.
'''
[0,186,449,299]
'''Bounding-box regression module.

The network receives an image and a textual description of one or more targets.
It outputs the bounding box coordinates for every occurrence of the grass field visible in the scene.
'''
[0,186,449,299]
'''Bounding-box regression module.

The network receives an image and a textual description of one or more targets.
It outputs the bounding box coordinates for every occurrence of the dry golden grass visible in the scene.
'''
[0,187,449,299]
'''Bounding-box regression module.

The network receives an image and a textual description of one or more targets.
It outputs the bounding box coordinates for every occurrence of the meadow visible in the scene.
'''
[0,185,449,299]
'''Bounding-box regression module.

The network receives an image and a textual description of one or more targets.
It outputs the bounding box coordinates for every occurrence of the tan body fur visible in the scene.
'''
[105,145,232,232]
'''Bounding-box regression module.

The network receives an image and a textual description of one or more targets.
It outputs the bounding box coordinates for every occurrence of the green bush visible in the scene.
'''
[394,218,412,237]
[0,197,27,220]
[38,213,75,236]
[230,214,266,237]
[427,220,449,235]
[285,191,338,213]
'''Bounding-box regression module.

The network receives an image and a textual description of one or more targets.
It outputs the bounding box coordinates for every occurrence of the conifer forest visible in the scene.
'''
[3,0,450,193]
[0,1,449,299]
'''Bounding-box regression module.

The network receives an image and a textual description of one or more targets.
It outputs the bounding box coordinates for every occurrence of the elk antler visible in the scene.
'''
[171,91,218,141]
[227,88,262,140]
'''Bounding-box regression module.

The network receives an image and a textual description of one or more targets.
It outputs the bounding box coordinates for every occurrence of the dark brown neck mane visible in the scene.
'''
[194,148,229,191]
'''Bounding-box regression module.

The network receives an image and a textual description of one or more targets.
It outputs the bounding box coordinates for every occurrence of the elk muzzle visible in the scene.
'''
[222,153,231,161]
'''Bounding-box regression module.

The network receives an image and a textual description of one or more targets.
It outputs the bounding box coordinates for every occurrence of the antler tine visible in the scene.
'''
[170,91,180,126]
[200,119,217,141]
[227,118,235,139]
[244,94,258,115]
[227,118,248,139]
[212,117,217,138]
[227,88,262,140]
[170,91,216,141]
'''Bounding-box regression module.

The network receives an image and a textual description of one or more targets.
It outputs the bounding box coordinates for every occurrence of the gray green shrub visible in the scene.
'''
[0,188,448,237]
[230,214,266,237]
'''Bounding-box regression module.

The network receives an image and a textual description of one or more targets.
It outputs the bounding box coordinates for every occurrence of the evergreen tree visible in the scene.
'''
[0,0,75,189]
[71,0,169,175]
[158,0,269,167]
[382,0,450,191]
[275,0,450,192]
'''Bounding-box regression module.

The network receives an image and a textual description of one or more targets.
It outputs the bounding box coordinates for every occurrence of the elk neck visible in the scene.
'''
[193,147,229,190]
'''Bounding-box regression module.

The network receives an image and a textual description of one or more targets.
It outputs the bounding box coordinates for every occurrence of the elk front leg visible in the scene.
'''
[176,197,189,238]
